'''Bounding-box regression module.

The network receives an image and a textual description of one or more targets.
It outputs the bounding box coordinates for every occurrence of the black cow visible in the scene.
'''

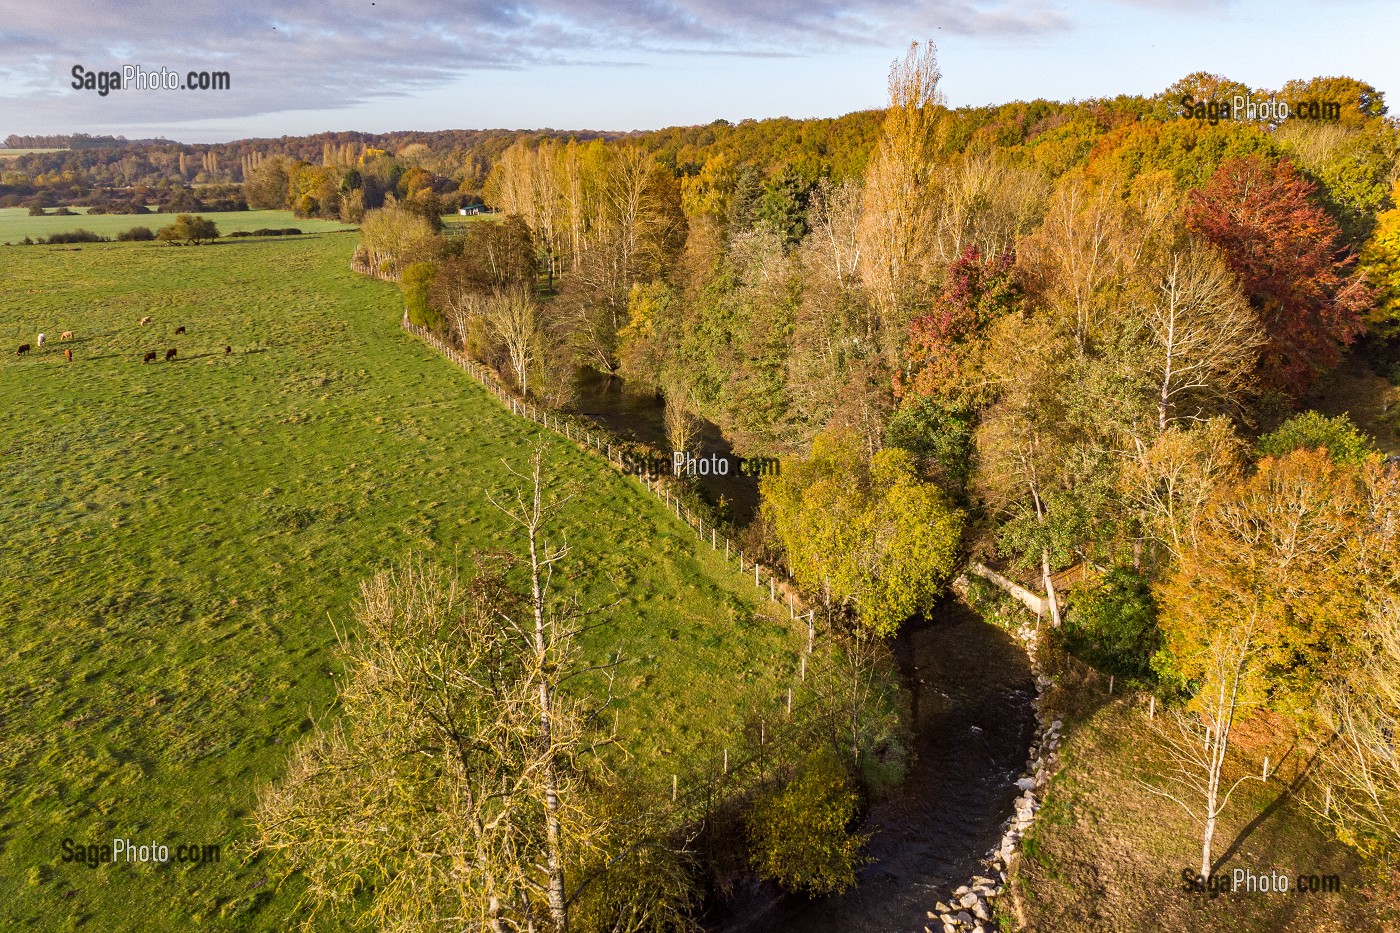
[165,348,177,362]
[17,344,30,356]
[175,326,186,335]
[143,351,157,364]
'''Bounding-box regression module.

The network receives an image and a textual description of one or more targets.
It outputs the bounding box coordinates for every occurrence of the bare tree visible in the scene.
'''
[1138,240,1262,431]
[1144,611,1264,880]
[482,287,543,398]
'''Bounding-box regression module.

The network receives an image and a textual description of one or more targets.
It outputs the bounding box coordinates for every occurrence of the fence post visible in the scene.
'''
[712,528,717,549]
[754,565,759,588]
[723,748,728,776]
[770,578,775,601]
[739,552,744,572]
[787,687,792,715]
[807,611,814,653]
[672,774,677,802]
[725,539,730,561]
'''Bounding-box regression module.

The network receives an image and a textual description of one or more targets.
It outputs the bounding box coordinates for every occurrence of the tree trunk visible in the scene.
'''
[1041,548,1062,628]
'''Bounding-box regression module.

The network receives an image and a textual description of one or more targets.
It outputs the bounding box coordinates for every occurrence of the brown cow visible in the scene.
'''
[174,326,186,335]
[140,316,152,326]
[143,351,157,363]
[223,346,232,355]
[60,331,74,341]
[17,344,30,355]
[165,348,177,362]
[64,348,73,362]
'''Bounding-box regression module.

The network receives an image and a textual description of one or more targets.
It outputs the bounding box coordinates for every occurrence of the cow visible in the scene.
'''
[165,348,177,362]
[140,316,152,326]
[60,331,74,341]
[17,344,30,355]
[174,326,186,335]
[64,348,73,362]
[143,351,157,364]
[224,345,232,355]
[36,333,46,348]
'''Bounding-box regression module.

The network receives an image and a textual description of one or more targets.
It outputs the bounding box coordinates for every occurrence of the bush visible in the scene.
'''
[116,226,155,242]
[747,747,867,896]
[156,214,219,245]
[886,396,975,496]
[1256,411,1375,465]
[52,206,75,216]
[44,229,107,244]
[27,205,46,216]
[1060,567,1160,684]
[401,261,441,330]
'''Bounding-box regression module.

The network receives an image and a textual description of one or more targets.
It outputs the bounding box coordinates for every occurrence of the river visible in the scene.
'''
[568,369,1038,932]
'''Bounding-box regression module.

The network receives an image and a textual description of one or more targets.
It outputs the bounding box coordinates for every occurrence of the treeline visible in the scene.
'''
[365,49,1400,868]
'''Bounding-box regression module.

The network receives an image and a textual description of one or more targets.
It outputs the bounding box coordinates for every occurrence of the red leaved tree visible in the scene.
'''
[897,246,1021,401]
[1186,155,1370,395]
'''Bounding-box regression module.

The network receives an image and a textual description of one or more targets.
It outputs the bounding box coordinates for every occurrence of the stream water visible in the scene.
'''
[569,369,1038,931]
[568,368,761,524]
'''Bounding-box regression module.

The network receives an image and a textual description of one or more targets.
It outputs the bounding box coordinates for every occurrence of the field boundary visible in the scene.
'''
[400,315,817,628]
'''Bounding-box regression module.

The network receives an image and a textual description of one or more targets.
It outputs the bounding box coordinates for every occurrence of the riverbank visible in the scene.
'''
[707,599,1036,933]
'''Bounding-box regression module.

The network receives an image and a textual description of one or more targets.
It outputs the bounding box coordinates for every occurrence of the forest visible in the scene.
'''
[346,46,1400,907]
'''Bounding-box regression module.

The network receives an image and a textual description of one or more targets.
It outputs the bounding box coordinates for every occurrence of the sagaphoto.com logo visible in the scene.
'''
[71,65,230,96]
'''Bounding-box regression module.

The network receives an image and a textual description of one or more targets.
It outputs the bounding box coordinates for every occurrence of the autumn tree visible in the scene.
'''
[762,429,963,635]
[747,747,867,896]
[1186,155,1371,395]
[155,213,219,245]
[859,40,944,365]
[1313,596,1400,859]
[359,201,440,277]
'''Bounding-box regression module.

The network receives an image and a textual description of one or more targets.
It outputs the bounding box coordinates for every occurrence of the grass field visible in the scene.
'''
[0,148,67,159]
[1008,696,1399,932]
[0,208,356,243]
[0,235,809,930]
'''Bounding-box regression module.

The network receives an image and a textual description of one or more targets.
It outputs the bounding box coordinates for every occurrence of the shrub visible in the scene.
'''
[747,747,867,896]
[401,261,442,330]
[886,396,975,496]
[1060,567,1160,683]
[116,226,155,242]
[26,204,46,216]
[52,206,75,216]
[156,214,219,245]
[44,229,107,244]
[1256,411,1375,465]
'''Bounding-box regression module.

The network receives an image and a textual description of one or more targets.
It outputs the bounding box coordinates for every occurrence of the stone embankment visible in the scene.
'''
[927,610,1061,933]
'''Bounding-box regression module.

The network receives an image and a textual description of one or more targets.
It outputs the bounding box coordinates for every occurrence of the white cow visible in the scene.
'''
[36,333,46,348]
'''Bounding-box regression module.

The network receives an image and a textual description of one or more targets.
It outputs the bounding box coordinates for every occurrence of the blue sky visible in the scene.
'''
[0,0,1395,142]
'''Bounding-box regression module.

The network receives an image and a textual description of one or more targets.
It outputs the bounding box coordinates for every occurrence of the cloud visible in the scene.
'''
[0,0,1069,127]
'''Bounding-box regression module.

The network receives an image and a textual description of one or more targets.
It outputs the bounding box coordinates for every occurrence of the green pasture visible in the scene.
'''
[0,208,356,243]
[0,235,807,929]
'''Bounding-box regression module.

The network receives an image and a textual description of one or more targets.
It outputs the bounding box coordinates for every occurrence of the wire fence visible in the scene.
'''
[401,314,817,631]
[400,313,845,819]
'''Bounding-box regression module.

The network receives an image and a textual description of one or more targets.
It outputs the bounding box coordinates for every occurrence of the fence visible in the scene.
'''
[400,315,816,631]
[400,314,836,820]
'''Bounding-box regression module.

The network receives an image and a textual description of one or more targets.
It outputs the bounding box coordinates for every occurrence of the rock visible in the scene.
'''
[935,902,950,914]
[973,875,995,887]
[959,891,980,909]
[954,885,971,898]
[1015,777,1035,791]
[1052,719,1063,731]
[956,910,974,925]
[973,899,992,921]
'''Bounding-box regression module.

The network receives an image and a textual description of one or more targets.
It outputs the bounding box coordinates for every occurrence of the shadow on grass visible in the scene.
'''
[1210,738,1329,875]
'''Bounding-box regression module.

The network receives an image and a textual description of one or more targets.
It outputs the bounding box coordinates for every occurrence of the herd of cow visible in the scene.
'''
[15,317,232,363]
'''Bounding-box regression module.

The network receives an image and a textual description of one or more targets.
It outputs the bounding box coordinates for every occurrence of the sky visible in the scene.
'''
[0,0,1396,143]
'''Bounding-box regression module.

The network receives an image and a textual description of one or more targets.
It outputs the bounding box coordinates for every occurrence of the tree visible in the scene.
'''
[251,558,591,932]
[858,40,944,365]
[1255,410,1375,465]
[253,455,657,933]
[762,429,963,635]
[1146,611,1265,882]
[359,201,440,277]
[243,155,293,209]
[1360,180,1400,339]
[747,747,867,896]
[1133,238,1262,430]
[1186,155,1371,395]
[1060,567,1160,682]
[1313,596,1400,859]
[401,261,441,330]
[155,213,218,245]
[481,287,544,399]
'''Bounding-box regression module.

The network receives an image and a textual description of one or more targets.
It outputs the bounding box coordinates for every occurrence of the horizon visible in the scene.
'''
[2,0,1397,144]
